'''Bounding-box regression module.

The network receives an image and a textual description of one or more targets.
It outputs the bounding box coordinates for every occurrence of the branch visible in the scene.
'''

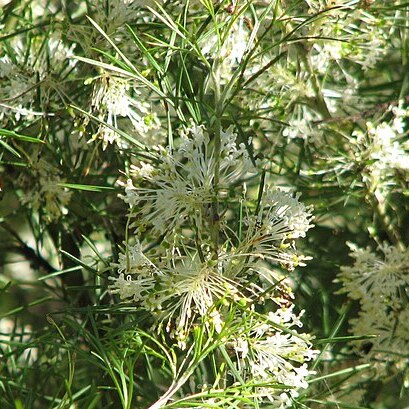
[1,222,56,274]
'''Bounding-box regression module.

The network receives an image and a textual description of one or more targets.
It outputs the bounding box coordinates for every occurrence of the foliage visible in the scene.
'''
[1,1,409,408]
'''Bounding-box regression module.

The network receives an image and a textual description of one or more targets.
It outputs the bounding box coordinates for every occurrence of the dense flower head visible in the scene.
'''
[86,74,160,149]
[200,16,250,83]
[109,237,318,399]
[337,243,409,302]
[18,153,72,221]
[109,235,315,351]
[109,244,244,347]
[309,8,387,72]
[154,257,241,344]
[0,55,37,119]
[351,105,409,196]
[113,166,315,351]
[231,309,318,407]
[261,188,314,239]
[0,32,76,120]
[108,241,161,302]
[337,243,409,375]
[91,0,150,34]
[350,303,409,362]
[119,123,256,235]
[282,108,324,142]
[240,187,314,271]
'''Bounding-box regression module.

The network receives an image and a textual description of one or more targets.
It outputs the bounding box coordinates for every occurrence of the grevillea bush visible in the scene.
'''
[1,1,409,408]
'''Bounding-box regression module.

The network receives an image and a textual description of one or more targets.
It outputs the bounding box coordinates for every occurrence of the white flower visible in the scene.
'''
[241,187,314,271]
[88,74,160,149]
[91,0,164,34]
[282,115,324,142]
[115,240,156,273]
[264,190,314,239]
[267,305,304,328]
[337,243,409,302]
[108,241,161,302]
[0,55,37,119]
[200,17,250,83]
[110,247,242,347]
[348,303,409,376]
[232,309,318,407]
[0,33,76,120]
[153,256,241,345]
[122,123,255,234]
[0,56,14,77]
[19,155,72,221]
[371,121,408,170]
[118,179,139,207]
[109,273,155,301]
[351,118,409,198]
[338,243,409,375]
[391,102,409,134]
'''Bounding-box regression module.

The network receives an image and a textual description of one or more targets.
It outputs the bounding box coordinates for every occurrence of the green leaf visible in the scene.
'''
[69,104,156,156]
[58,183,116,192]
[126,25,164,75]
[315,335,377,345]
[0,129,43,143]
[0,138,21,157]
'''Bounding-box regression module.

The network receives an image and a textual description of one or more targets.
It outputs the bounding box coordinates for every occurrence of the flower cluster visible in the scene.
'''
[241,188,314,271]
[0,31,75,121]
[109,242,318,401]
[200,15,250,83]
[120,123,256,235]
[85,74,160,149]
[231,307,318,407]
[337,243,409,375]
[108,240,161,302]
[18,152,72,221]
[3,0,409,407]
[351,105,409,197]
[109,119,317,405]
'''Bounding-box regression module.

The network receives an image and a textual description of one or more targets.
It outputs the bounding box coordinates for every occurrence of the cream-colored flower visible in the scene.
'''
[231,310,318,407]
[88,74,160,149]
[19,154,72,221]
[240,187,314,271]
[121,123,255,234]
